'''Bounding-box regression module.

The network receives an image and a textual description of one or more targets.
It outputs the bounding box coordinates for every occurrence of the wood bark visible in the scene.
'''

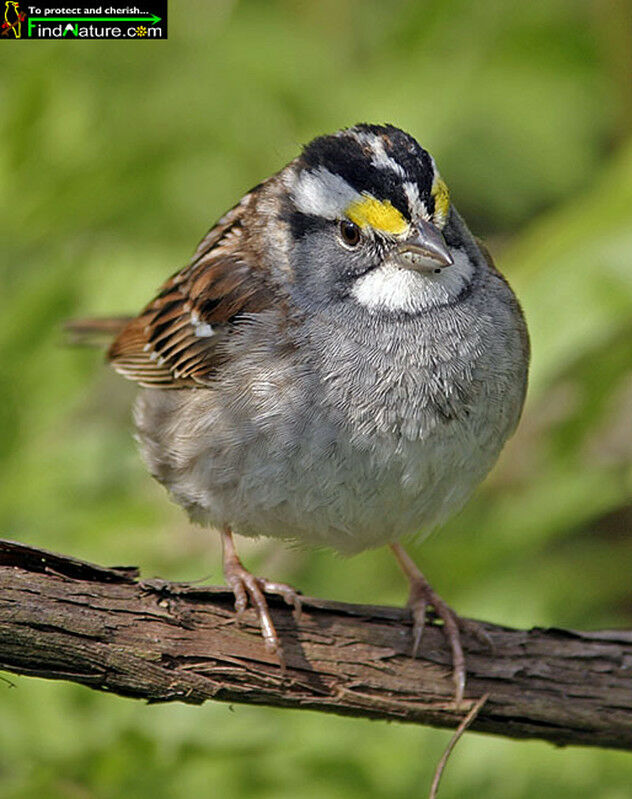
[1,538,631,750]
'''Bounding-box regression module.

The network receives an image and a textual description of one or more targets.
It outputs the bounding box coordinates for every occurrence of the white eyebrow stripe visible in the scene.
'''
[351,130,431,220]
[403,180,427,218]
[287,166,361,219]
[353,130,407,178]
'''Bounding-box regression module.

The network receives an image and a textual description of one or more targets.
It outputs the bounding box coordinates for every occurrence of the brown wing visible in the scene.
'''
[108,192,274,388]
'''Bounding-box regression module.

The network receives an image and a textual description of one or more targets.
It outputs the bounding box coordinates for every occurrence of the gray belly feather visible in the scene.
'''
[134,282,527,554]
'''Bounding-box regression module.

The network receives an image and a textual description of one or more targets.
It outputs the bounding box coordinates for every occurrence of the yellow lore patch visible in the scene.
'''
[431,177,450,226]
[345,194,409,235]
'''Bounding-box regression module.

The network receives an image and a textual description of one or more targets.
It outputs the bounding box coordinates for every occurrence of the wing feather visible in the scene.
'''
[108,190,277,388]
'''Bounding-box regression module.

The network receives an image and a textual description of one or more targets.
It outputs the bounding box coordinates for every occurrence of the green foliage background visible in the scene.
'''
[2,0,632,796]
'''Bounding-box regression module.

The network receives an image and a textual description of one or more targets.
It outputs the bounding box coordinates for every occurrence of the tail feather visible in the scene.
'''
[64,316,133,348]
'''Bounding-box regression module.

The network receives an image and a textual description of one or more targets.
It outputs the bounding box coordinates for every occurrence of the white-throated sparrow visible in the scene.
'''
[75,124,529,704]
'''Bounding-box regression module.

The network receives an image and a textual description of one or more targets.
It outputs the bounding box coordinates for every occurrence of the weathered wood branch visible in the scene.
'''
[1,538,631,750]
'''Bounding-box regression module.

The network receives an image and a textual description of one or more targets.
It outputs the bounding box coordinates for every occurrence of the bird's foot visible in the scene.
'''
[222,529,301,668]
[390,543,480,708]
[407,578,466,706]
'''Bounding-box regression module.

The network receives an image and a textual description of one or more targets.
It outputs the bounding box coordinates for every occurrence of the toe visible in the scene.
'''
[408,584,467,706]
[240,574,282,654]
[460,617,494,653]
[409,595,428,658]
[259,579,302,620]
[439,606,466,707]
[226,575,248,617]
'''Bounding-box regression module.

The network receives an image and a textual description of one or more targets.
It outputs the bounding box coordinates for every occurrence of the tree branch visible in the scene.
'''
[1,538,631,750]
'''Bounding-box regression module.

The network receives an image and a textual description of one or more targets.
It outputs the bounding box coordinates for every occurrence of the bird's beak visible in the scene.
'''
[395,219,453,273]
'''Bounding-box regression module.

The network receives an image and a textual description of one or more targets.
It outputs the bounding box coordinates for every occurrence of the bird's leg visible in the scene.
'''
[390,542,467,706]
[221,527,301,667]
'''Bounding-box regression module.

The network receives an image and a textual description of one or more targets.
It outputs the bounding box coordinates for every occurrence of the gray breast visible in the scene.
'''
[133,274,528,554]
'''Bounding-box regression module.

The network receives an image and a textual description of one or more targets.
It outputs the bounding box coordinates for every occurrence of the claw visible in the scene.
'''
[221,528,301,667]
[410,594,428,658]
[391,543,467,708]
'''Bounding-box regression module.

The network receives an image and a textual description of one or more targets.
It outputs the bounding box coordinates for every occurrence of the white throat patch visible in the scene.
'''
[351,248,475,313]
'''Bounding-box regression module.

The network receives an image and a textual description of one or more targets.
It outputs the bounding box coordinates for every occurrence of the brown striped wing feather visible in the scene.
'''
[107,195,273,388]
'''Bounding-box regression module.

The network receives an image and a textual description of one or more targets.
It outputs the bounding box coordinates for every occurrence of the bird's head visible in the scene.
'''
[276,124,475,315]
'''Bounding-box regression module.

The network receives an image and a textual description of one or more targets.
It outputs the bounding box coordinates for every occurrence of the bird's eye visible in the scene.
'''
[339,219,361,247]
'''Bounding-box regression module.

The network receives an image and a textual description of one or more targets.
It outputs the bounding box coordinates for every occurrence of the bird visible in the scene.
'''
[2,1,24,37]
[71,124,529,705]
